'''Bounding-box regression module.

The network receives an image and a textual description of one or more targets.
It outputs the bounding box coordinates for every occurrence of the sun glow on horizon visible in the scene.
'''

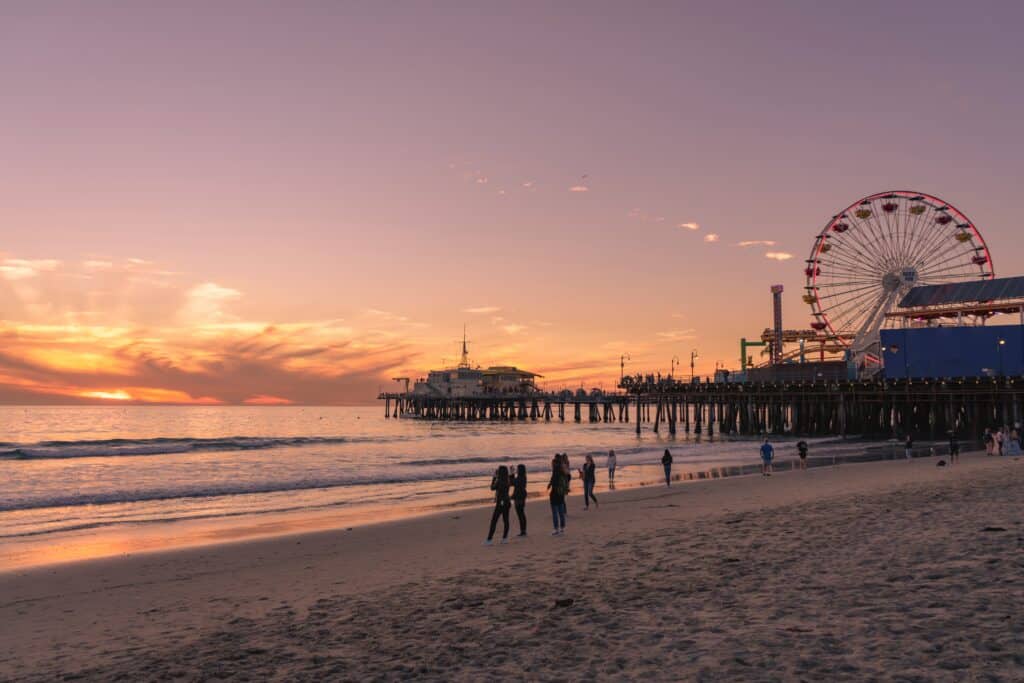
[80,390,132,401]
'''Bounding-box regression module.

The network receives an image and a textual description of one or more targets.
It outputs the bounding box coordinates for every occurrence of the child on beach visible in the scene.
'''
[796,440,808,470]
[904,435,913,460]
[607,449,617,482]
[511,464,528,536]
[581,455,598,510]
[547,459,569,535]
[760,438,774,476]
[661,449,673,486]
[484,465,511,545]
[948,432,960,465]
[1006,430,1021,456]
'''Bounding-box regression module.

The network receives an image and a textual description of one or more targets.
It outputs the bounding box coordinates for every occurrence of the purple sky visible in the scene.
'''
[1,2,1023,402]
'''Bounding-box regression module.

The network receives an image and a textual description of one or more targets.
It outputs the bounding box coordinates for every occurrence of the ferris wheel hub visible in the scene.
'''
[882,267,918,293]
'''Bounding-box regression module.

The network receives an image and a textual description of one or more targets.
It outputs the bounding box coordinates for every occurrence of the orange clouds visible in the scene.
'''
[243,394,294,405]
[0,255,419,404]
[0,250,728,402]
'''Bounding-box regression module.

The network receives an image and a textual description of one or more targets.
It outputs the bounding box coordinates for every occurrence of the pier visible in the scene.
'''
[379,391,632,423]
[379,375,1024,439]
[618,375,1024,439]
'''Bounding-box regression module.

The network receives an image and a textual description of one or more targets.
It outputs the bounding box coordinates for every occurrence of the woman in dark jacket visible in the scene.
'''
[662,449,673,486]
[511,463,528,536]
[484,465,511,545]
[581,454,598,510]
[546,460,568,535]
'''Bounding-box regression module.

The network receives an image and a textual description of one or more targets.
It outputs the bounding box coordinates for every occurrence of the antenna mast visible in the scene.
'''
[459,325,471,368]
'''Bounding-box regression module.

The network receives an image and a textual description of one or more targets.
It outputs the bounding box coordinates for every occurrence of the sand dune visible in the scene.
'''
[1,455,1021,681]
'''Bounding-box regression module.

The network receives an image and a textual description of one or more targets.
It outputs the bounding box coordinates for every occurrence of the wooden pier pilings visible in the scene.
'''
[379,376,1024,439]
[379,392,631,424]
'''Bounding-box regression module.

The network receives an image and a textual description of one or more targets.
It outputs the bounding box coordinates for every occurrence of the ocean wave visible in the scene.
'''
[0,435,403,460]
[401,445,655,468]
[0,499,354,540]
[0,467,505,513]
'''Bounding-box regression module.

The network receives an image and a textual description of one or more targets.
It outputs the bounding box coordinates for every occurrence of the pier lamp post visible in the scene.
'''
[670,355,680,379]
[690,349,699,383]
[620,353,630,384]
[998,338,1006,377]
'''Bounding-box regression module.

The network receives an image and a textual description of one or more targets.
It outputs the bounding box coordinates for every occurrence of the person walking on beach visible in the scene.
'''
[796,440,808,470]
[948,432,960,465]
[560,453,572,492]
[484,465,512,545]
[760,438,774,476]
[983,428,994,455]
[1007,428,1022,456]
[606,449,617,482]
[904,435,913,460]
[661,449,673,486]
[581,454,598,510]
[547,459,569,535]
[511,463,528,536]
[994,428,1004,456]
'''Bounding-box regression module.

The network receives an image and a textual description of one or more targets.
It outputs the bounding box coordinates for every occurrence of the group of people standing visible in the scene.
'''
[482,438,825,543]
[983,426,1022,456]
[485,448,675,544]
[483,463,528,545]
[483,453,603,544]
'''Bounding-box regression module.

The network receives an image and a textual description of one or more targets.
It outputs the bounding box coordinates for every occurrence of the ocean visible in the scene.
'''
[0,405,881,571]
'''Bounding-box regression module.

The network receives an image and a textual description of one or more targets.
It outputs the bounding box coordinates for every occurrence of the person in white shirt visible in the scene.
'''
[606,449,617,482]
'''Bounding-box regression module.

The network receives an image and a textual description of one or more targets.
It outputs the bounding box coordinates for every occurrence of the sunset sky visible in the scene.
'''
[3,1,1024,404]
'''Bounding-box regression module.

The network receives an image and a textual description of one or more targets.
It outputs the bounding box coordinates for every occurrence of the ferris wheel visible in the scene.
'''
[804,190,994,362]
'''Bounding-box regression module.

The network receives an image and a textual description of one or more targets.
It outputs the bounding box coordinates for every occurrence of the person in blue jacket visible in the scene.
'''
[760,438,774,477]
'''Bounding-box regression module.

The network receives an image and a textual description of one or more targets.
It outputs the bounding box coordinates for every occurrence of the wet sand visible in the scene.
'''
[1,454,1021,681]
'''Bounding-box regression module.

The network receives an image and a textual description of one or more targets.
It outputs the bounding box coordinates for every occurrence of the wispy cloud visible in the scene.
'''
[502,324,527,334]
[243,394,294,405]
[569,185,589,193]
[0,258,62,280]
[656,329,696,341]
[179,282,242,324]
[364,308,415,324]
[703,233,719,243]
[475,176,489,184]
[629,209,670,224]
[765,252,794,261]
[737,240,776,247]
[678,222,700,231]
[522,181,535,189]
[463,306,501,314]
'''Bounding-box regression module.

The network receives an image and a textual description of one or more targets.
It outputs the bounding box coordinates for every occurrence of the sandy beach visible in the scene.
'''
[2,454,1021,681]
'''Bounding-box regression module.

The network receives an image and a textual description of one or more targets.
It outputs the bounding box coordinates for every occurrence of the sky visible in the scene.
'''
[2,1,1024,404]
